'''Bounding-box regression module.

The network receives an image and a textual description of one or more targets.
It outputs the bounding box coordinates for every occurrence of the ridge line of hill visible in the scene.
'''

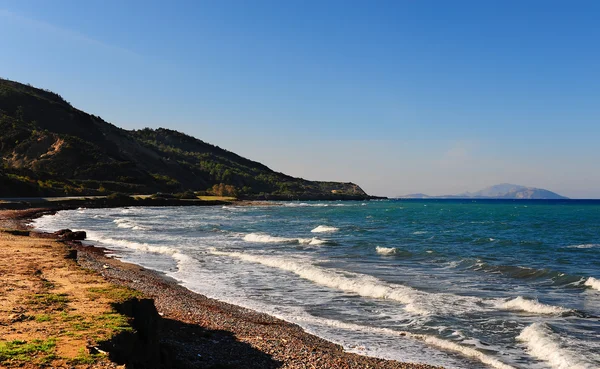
[0,78,375,200]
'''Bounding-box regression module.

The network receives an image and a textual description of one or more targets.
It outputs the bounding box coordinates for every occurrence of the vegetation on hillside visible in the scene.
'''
[0,78,369,199]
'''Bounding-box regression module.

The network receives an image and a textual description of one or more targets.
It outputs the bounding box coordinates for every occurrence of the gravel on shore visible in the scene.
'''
[74,244,443,369]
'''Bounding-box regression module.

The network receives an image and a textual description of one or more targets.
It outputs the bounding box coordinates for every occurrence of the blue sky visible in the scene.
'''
[1,1,599,198]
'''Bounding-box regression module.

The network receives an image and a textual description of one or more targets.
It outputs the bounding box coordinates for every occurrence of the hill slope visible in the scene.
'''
[0,78,368,199]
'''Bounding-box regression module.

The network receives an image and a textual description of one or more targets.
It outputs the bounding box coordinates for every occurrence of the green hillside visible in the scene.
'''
[0,78,369,199]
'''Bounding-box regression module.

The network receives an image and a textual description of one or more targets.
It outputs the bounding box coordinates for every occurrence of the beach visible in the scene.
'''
[0,206,441,369]
[6,200,600,369]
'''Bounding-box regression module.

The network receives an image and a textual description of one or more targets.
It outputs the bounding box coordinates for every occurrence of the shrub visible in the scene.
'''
[175,190,197,199]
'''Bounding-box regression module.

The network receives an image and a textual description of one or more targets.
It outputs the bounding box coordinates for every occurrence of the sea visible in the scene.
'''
[32,199,600,369]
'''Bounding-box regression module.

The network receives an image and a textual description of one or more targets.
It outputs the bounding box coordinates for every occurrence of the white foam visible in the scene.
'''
[243,233,326,246]
[444,261,460,269]
[211,250,575,318]
[243,233,297,243]
[209,249,430,313]
[499,296,571,315]
[113,218,148,230]
[293,315,516,369]
[375,246,397,255]
[517,323,595,369]
[415,334,516,369]
[304,238,327,245]
[412,231,427,235]
[222,205,247,211]
[176,274,494,369]
[207,250,493,316]
[566,244,600,249]
[584,277,600,291]
[311,225,339,233]
[284,202,330,207]
[87,233,194,269]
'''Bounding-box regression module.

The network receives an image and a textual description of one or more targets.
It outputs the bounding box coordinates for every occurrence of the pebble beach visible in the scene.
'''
[0,207,442,369]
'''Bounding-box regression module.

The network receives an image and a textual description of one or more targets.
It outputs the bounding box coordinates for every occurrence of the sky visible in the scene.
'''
[0,0,599,198]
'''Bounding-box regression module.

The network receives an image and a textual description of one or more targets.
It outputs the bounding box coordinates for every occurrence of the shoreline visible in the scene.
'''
[2,206,442,369]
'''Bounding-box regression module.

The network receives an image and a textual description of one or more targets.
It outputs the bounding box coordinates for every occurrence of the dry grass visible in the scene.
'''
[197,195,237,201]
[0,229,137,367]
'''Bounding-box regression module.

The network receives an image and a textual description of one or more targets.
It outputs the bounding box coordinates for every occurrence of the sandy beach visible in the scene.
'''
[0,207,442,369]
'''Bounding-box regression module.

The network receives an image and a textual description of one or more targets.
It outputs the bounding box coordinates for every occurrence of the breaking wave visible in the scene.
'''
[86,233,193,268]
[113,218,148,231]
[311,225,339,233]
[293,315,517,369]
[209,249,450,316]
[414,333,516,369]
[243,233,327,246]
[517,323,596,369]
[283,202,346,208]
[584,277,600,291]
[498,296,571,315]
[375,246,397,255]
[208,250,572,318]
[566,244,600,249]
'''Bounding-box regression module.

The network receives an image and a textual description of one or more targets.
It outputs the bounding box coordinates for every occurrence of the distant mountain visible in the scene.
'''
[400,193,433,199]
[0,78,370,199]
[398,183,568,200]
[464,184,568,199]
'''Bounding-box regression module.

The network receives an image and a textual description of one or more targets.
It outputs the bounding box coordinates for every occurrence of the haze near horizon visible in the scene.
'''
[1,0,599,198]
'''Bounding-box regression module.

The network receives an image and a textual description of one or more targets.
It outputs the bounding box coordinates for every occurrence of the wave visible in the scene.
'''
[243,233,296,243]
[211,250,566,318]
[517,323,595,369]
[209,249,440,315]
[415,333,516,369]
[243,233,326,246]
[375,246,397,255]
[412,231,427,235]
[87,233,193,267]
[210,250,575,317]
[472,237,496,244]
[293,315,516,369]
[304,238,328,245]
[584,277,600,291]
[311,225,339,233]
[283,202,350,208]
[498,296,571,315]
[284,202,338,207]
[222,205,247,212]
[460,259,586,287]
[113,218,148,231]
[566,243,600,249]
[467,260,551,278]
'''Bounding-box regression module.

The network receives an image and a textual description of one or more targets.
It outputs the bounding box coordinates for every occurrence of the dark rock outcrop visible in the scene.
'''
[100,298,171,369]
[59,230,86,240]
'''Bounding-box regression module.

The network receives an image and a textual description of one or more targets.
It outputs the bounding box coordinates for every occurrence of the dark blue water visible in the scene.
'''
[33,200,600,369]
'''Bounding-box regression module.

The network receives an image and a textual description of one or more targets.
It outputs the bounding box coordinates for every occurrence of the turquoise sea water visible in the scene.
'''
[33,200,600,369]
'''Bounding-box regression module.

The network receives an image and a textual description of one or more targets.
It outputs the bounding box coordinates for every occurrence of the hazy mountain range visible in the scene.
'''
[400,183,568,200]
